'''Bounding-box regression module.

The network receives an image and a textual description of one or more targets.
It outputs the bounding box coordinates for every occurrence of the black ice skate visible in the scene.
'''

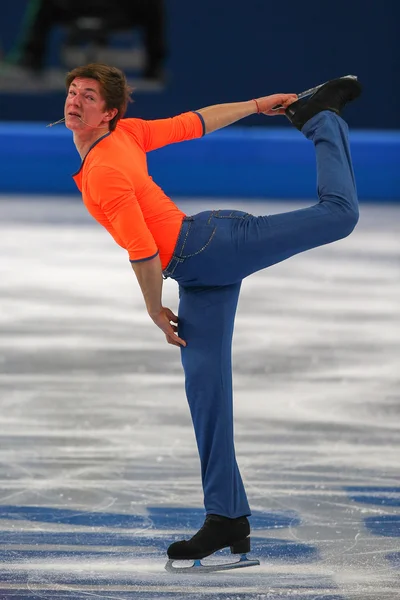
[284,74,362,130]
[165,514,260,573]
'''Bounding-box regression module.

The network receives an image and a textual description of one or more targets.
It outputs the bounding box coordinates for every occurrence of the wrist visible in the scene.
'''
[252,99,261,114]
[148,306,162,320]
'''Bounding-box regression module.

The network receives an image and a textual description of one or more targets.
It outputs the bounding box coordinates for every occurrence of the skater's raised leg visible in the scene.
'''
[168,77,362,288]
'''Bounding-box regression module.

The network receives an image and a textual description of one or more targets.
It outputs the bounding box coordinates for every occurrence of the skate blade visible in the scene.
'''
[165,553,260,574]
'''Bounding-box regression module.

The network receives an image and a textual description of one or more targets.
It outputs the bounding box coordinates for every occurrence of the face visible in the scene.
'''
[64,77,116,131]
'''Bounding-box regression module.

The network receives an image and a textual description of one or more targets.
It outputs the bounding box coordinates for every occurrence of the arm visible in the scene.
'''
[123,112,204,153]
[196,93,298,134]
[87,167,185,347]
[123,93,296,151]
[130,255,163,318]
[131,256,186,347]
[87,166,158,260]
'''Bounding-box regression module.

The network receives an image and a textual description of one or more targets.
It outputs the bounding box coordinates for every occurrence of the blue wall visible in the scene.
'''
[1,2,398,201]
[0,0,398,129]
[1,124,399,201]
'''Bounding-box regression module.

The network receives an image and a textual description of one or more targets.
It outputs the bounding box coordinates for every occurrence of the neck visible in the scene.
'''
[73,127,110,160]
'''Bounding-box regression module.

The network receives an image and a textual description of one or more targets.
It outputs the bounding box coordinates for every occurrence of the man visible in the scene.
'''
[64,63,361,567]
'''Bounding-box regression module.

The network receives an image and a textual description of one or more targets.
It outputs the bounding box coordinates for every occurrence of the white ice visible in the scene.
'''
[0,196,399,599]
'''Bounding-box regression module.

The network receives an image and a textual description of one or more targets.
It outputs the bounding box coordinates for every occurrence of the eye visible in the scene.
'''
[69,90,76,96]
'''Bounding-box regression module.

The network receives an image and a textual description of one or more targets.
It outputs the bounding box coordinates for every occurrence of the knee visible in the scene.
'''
[338,205,359,239]
[181,350,210,382]
[326,199,359,241]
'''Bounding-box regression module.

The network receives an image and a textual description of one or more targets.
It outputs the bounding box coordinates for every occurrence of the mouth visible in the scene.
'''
[68,112,81,118]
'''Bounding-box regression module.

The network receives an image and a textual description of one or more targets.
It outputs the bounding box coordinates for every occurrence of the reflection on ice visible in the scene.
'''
[0,198,399,599]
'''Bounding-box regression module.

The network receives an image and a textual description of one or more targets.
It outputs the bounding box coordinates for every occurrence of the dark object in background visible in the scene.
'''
[18,0,166,80]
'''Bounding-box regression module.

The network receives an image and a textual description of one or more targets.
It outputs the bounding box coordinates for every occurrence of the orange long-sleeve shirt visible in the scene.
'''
[72,111,205,268]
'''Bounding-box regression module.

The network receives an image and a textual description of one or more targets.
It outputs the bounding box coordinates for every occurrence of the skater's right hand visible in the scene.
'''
[255,93,298,116]
[151,307,187,348]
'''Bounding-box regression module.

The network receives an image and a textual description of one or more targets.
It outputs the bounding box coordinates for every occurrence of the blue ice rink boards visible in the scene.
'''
[0,124,399,200]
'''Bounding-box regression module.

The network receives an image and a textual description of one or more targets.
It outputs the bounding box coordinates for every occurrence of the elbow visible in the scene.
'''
[130,250,160,264]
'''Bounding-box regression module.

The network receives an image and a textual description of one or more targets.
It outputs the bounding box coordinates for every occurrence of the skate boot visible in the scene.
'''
[165,514,260,573]
[285,75,362,130]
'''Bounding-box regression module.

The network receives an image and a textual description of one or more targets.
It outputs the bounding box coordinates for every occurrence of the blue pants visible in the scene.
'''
[163,112,359,518]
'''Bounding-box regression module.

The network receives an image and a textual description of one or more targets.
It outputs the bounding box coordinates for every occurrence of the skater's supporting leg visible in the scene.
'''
[178,282,250,519]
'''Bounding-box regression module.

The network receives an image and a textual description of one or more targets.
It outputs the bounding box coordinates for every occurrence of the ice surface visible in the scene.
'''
[0,197,399,599]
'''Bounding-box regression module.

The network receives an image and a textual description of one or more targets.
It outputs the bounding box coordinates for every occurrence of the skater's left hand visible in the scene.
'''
[255,93,298,116]
[151,307,187,348]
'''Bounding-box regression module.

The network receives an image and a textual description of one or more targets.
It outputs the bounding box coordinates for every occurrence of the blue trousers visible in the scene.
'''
[163,112,359,518]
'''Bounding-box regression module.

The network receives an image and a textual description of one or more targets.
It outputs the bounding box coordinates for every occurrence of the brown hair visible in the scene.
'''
[65,63,133,131]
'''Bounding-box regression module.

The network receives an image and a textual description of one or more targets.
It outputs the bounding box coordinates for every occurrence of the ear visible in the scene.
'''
[104,108,118,122]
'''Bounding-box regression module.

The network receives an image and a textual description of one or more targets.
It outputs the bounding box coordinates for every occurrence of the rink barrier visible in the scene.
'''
[1,123,399,201]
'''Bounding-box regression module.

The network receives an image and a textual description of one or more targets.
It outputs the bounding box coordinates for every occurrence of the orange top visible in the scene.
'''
[72,111,205,268]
